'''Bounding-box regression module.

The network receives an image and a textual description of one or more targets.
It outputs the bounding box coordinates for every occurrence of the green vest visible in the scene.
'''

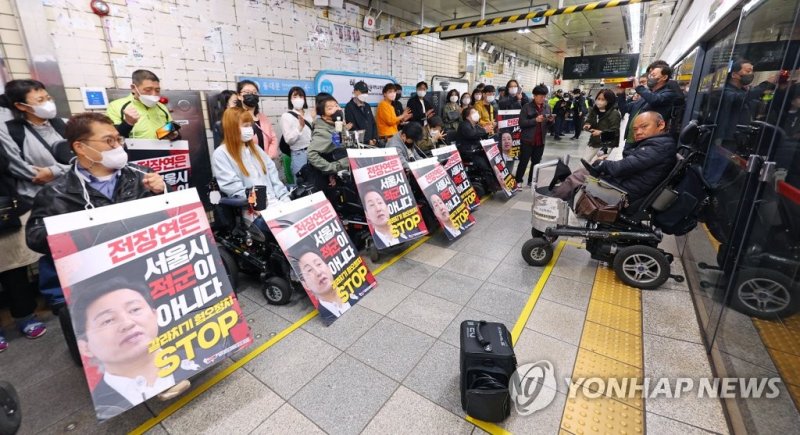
[107,94,172,139]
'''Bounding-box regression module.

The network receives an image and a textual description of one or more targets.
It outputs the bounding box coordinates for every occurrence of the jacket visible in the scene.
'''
[387,133,425,170]
[376,100,401,137]
[107,94,172,139]
[499,93,530,110]
[633,81,684,125]
[440,102,462,133]
[474,100,495,130]
[344,98,377,143]
[597,133,677,201]
[455,121,487,153]
[253,112,279,159]
[278,109,313,151]
[307,118,349,174]
[0,119,69,203]
[406,96,433,125]
[570,96,588,117]
[212,143,290,205]
[26,164,157,254]
[519,102,552,147]
[585,107,622,148]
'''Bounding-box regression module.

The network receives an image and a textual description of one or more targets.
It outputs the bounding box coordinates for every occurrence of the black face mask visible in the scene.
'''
[242,94,260,108]
[739,74,755,86]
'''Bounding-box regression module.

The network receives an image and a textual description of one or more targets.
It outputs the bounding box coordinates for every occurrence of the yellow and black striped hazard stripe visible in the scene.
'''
[376,0,652,41]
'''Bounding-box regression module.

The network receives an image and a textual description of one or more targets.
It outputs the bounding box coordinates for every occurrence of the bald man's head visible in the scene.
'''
[631,111,666,142]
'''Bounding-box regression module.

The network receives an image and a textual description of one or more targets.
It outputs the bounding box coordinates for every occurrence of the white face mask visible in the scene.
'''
[291,98,305,109]
[417,90,427,98]
[486,95,496,103]
[470,112,480,123]
[430,130,441,140]
[462,97,471,105]
[508,87,519,96]
[595,100,607,109]
[26,100,57,120]
[473,94,482,101]
[449,96,458,103]
[87,144,128,170]
[139,94,160,108]
[241,126,255,142]
[386,92,396,100]
[357,93,369,103]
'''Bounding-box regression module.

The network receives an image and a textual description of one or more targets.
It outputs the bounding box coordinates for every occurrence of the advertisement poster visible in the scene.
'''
[497,109,521,161]
[44,189,252,421]
[264,192,376,325]
[314,70,396,107]
[126,139,192,191]
[408,157,475,240]
[431,145,481,211]
[481,139,517,198]
[348,148,428,249]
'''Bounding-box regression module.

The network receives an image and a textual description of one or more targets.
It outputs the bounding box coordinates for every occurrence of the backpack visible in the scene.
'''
[5,117,66,152]
[652,163,709,236]
[279,112,313,155]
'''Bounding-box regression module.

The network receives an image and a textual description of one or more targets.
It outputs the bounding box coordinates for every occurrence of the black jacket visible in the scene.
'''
[634,81,685,124]
[406,96,433,125]
[498,93,530,110]
[26,164,157,254]
[597,133,677,201]
[344,98,378,143]
[519,102,552,146]
[455,121,487,153]
[571,96,588,117]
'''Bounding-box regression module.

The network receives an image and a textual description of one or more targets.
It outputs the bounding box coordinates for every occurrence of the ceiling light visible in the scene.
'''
[488,45,496,53]
[479,41,488,50]
[629,2,641,53]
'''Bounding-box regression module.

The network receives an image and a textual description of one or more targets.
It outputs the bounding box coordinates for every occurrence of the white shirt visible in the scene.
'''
[443,224,462,239]
[103,371,176,405]
[373,228,400,248]
[279,109,313,151]
[318,298,351,318]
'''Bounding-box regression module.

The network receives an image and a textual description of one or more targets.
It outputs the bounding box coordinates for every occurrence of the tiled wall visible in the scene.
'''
[1,0,555,136]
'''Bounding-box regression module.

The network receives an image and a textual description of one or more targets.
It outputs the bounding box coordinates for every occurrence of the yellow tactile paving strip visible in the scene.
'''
[561,267,645,435]
[753,314,800,412]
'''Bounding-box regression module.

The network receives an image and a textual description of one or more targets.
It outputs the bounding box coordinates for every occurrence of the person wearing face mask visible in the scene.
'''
[460,92,472,110]
[307,95,354,176]
[107,70,172,139]
[455,107,493,174]
[569,88,589,140]
[279,86,313,184]
[516,85,554,188]
[214,107,290,233]
[499,79,530,110]
[474,85,497,135]
[583,89,621,151]
[440,90,462,135]
[376,83,413,141]
[392,83,405,117]
[236,80,280,161]
[387,122,425,170]
[628,62,684,137]
[26,112,166,254]
[418,116,447,155]
[407,81,435,126]
[344,81,378,145]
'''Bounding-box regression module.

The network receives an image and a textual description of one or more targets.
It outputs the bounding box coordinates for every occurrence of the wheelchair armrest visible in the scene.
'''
[219,197,249,208]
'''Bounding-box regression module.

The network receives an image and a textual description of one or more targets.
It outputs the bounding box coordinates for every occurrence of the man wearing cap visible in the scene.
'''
[344,81,378,145]
[107,69,173,139]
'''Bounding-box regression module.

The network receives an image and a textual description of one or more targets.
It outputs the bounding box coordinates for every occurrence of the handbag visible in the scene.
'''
[0,196,21,233]
[574,177,628,224]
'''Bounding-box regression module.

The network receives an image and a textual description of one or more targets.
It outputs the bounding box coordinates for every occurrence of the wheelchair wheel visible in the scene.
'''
[730,269,799,319]
[219,248,240,294]
[521,238,554,267]
[612,245,670,290]
[262,277,293,305]
[0,381,21,435]
[58,309,83,367]
[473,182,486,199]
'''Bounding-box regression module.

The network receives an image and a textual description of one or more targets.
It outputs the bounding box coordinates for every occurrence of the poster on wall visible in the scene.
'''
[44,189,252,421]
[126,139,192,191]
[431,145,480,211]
[264,192,376,326]
[348,148,428,249]
[408,158,475,240]
[496,110,521,163]
[481,139,517,198]
[315,70,396,107]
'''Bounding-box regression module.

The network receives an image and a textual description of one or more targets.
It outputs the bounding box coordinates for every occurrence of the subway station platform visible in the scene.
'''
[1,137,730,435]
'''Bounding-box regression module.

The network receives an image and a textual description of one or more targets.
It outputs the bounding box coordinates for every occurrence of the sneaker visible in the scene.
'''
[19,317,47,340]
[0,333,7,352]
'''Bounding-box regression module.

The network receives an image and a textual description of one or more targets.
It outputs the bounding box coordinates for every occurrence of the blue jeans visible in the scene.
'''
[290,149,308,183]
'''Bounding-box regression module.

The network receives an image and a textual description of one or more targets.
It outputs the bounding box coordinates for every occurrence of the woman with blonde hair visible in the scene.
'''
[212,107,289,233]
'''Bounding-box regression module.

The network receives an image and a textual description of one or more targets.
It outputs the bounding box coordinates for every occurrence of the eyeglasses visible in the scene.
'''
[84,136,126,148]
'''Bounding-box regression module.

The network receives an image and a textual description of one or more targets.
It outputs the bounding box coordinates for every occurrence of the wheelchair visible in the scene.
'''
[209,182,303,305]
[521,122,710,289]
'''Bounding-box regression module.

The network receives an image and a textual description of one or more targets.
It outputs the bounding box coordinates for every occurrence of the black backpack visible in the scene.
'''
[652,163,709,236]
[279,112,313,155]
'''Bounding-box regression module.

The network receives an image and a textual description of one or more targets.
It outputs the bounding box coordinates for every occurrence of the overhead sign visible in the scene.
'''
[438,4,549,39]
[314,70,396,107]
[563,54,640,80]
[236,76,315,97]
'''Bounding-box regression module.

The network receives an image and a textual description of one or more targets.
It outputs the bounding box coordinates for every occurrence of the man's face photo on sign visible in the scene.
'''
[430,193,453,228]
[363,189,391,233]
[298,250,335,301]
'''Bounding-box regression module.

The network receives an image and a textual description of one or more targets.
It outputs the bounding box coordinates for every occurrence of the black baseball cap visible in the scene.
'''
[354,81,369,93]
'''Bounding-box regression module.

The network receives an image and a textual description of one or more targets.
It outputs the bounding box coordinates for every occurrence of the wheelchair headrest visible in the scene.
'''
[679,120,699,146]
[52,140,75,165]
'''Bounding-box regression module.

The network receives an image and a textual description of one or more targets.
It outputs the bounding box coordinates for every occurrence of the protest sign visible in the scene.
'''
[44,188,252,421]
[348,148,428,249]
[408,157,475,240]
[264,192,376,325]
[430,145,480,211]
[481,139,517,198]
[497,109,521,162]
[126,139,192,191]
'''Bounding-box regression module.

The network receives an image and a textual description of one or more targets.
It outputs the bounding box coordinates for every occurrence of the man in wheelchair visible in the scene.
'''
[552,111,677,203]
